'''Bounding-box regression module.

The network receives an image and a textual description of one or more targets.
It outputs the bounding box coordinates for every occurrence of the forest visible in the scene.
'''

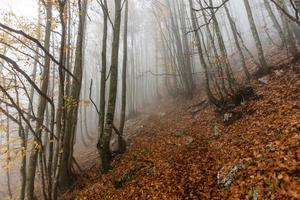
[0,0,299,199]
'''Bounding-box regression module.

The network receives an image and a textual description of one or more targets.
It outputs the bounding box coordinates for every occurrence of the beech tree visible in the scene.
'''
[100,0,122,173]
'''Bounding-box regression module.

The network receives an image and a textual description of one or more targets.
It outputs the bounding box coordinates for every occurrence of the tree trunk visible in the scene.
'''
[224,1,250,80]
[166,0,192,98]
[199,1,230,98]
[294,0,300,11]
[5,105,12,199]
[100,0,122,173]
[277,0,300,58]
[52,1,68,199]
[26,1,52,199]
[264,0,285,47]
[188,0,217,104]
[243,0,269,73]
[97,0,108,165]
[59,0,87,192]
[209,0,236,92]
[118,0,129,154]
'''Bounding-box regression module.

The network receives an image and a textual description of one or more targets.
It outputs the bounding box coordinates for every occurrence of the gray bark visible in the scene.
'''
[243,0,269,73]
[100,0,122,173]
[26,1,52,199]
[118,0,129,154]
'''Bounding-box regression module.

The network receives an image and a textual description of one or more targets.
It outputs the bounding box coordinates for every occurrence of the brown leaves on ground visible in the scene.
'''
[65,67,300,200]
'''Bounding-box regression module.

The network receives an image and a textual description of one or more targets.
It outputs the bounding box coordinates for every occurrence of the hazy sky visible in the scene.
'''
[0,0,38,19]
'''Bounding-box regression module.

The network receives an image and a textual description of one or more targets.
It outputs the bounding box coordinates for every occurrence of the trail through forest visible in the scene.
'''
[65,64,300,200]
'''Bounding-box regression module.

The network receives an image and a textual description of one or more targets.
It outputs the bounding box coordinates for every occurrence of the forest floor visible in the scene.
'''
[65,64,300,200]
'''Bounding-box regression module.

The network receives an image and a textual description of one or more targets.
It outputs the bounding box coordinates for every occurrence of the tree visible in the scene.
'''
[26,1,52,198]
[96,0,109,171]
[100,0,122,173]
[277,0,300,58]
[58,0,88,193]
[243,0,269,74]
[118,0,129,154]
[264,0,285,48]
[188,0,217,104]
[223,1,250,80]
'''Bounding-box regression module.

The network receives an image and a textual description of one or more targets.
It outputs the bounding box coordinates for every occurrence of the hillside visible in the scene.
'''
[64,65,300,200]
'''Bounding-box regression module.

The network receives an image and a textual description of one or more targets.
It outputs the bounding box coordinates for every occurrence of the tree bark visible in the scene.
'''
[243,0,269,73]
[223,1,250,80]
[100,0,122,173]
[26,1,52,199]
[58,0,87,192]
[277,0,300,58]
[118,0,129,154]
[264,0,285,47]
[97,0,108,158]
[188,0,217,104]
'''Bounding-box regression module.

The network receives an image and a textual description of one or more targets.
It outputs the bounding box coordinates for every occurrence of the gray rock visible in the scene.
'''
[218,164,244,188]
[252,187,258,200]
[223,113,233,123]
[214,126,221,137]
[275,69,284,76]
[258,75,270,84]
[185,136,194,145]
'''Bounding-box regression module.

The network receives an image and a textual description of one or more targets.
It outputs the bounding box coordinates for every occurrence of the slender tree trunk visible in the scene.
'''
[224,1,250,80]
[5,105,12,199]
[166,0,192,98]
[100,0,122,173]
[52,1,68,199]
[264,0,285,47]
[199,1,229,98]
[118,0,129,154]
[26,1,52,199]
[188,0,217,104]
[277,0,300,58]
[243,0,269,73]
[294,0,300,12]
[129,32,136,115]
[20,2,42,198]
[209,0,236,92]
[97,0,108,161]
[59,0,87,192]
[176,0,195,90]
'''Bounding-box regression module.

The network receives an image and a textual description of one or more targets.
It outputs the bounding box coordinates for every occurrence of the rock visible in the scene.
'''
[218,164,244,188]
[275,69,284,76]
[223,113,233,123]
[252,187,258,200]
[185,136,194,145]
[223,111,243,125]
[258,75,270,84]
[214,126,221,137]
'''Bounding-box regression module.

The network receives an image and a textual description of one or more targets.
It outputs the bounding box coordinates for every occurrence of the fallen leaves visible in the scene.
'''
[64,67,300,199]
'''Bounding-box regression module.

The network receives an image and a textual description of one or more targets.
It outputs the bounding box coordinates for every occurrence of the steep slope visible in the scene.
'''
[65,66,300,200]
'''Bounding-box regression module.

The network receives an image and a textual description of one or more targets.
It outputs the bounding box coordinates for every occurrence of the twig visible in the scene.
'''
[89,79,100,114]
